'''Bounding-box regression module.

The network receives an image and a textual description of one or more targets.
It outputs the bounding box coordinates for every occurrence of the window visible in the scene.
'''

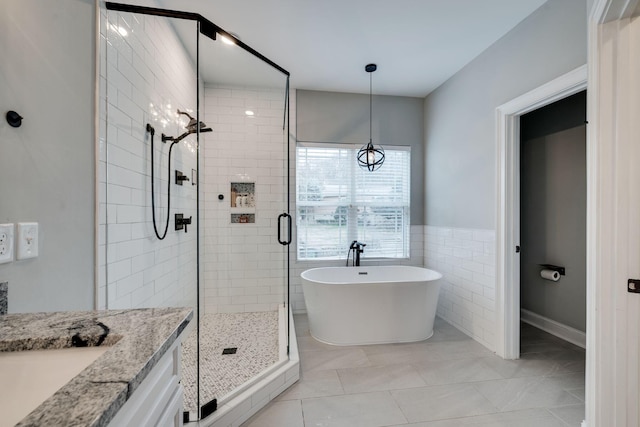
[296,143,410,260]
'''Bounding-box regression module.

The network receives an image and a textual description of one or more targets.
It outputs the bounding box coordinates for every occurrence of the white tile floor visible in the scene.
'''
[242,314,585,427]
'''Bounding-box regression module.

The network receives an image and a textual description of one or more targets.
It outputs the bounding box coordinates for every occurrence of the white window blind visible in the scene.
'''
[296,143,410,260]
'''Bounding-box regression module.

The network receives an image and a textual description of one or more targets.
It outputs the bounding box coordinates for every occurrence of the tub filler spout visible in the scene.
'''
[349,241,366,266]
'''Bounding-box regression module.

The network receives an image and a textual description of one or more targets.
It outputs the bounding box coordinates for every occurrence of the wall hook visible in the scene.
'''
[6,111,23,128]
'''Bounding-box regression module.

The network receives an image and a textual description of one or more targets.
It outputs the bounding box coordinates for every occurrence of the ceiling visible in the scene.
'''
[156,0,549,97]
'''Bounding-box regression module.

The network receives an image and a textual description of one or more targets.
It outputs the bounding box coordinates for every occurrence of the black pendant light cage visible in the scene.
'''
[357,141,385,171]
[357,63,385,171]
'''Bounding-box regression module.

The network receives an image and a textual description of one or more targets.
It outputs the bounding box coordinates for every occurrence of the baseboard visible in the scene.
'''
[520,309,586,349]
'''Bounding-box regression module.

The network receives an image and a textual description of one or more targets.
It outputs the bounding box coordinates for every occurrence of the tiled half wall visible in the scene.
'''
[290,225,425,313]
[424,226,497,351]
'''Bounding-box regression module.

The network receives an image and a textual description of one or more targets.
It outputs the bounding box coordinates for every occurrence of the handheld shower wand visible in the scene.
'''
[147,109,211,240]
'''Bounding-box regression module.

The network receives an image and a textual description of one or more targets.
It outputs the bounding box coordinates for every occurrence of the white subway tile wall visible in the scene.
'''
[98,9,198,310]
[201,85,290,314]
[290,225,425,313]
[424,225,497,350]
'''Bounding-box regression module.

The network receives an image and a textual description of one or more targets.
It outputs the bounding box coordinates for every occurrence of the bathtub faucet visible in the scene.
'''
[349,240,366,266]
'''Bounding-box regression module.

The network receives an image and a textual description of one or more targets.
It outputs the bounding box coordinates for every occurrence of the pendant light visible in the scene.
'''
[357,63,385,171]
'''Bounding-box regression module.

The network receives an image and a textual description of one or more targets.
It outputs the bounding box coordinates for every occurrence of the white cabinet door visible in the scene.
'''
[108,340,183,427]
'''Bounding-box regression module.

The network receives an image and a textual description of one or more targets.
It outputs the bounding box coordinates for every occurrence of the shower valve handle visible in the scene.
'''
[175,214,192,233]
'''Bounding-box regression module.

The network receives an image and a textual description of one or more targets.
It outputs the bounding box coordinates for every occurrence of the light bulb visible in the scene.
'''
[367,150,375,164]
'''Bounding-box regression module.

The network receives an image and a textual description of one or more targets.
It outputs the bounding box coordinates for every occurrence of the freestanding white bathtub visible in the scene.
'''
[301,266,442,346]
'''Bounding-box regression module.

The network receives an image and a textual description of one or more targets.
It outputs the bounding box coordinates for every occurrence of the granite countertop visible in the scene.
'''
[0,307,193,427]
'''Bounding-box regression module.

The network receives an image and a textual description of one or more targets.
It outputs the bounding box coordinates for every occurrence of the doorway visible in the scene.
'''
[495,64,587,360]
[519,91,587,349]
[495,66,588,426]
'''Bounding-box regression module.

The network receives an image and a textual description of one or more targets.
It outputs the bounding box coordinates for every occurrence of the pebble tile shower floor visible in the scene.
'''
[243,314,585,427]
[181,311,279,415]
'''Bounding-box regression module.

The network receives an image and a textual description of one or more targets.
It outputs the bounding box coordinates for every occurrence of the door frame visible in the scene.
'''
[495,64,587,360]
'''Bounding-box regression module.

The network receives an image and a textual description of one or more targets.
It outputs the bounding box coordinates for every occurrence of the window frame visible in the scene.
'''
[295,142,411,261]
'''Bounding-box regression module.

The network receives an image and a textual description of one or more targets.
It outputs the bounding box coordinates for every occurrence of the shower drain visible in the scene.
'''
[222,347,237,355]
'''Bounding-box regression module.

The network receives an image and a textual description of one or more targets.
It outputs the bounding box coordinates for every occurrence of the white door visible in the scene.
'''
[628,14,640,425]
[588,7,640,425]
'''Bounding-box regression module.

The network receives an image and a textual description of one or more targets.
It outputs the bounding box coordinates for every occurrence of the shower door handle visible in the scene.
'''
[277,213,292,245]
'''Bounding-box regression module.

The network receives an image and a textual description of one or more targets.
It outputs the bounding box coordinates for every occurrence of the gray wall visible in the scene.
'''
[423,0,587,229]
[0,0,95,312]
[297,90,425,224]
[520,93,586,331]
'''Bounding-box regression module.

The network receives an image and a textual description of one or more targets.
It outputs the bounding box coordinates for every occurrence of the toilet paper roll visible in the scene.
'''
[540,269,560,282]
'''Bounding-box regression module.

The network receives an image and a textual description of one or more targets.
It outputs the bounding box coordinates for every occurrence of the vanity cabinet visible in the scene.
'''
[108,338,184,427]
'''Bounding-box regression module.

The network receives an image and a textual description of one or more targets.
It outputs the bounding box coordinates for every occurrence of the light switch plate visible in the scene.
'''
[17,222,38,260]
[0,224,14,264]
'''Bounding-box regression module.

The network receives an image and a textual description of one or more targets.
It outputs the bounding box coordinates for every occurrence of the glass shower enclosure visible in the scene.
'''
[100,3,291,423]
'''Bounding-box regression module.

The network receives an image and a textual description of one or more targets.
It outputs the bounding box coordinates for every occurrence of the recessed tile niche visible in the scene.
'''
[230,182,255,224]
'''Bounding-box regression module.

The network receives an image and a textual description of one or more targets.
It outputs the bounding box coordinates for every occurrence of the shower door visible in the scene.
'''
[101,3,291,421]
[101,7,203,421]
[194,24,291,419]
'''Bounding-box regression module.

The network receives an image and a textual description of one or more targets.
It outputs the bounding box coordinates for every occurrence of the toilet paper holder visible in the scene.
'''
[538,264,565,276]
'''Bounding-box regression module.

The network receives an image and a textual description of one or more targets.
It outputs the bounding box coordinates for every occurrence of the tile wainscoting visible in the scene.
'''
[424,225,497,351]
[290,225,497,352]
[290,225,425,313]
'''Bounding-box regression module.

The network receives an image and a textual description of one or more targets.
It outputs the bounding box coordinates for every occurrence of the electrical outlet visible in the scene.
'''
[17,222,38,260]
[0,224,14,264]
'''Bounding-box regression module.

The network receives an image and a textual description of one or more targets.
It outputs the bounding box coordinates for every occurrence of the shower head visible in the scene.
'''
[176,109,212,133]
[186,119,212,133]
[186,117,198,130]
[162,118,212,143]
